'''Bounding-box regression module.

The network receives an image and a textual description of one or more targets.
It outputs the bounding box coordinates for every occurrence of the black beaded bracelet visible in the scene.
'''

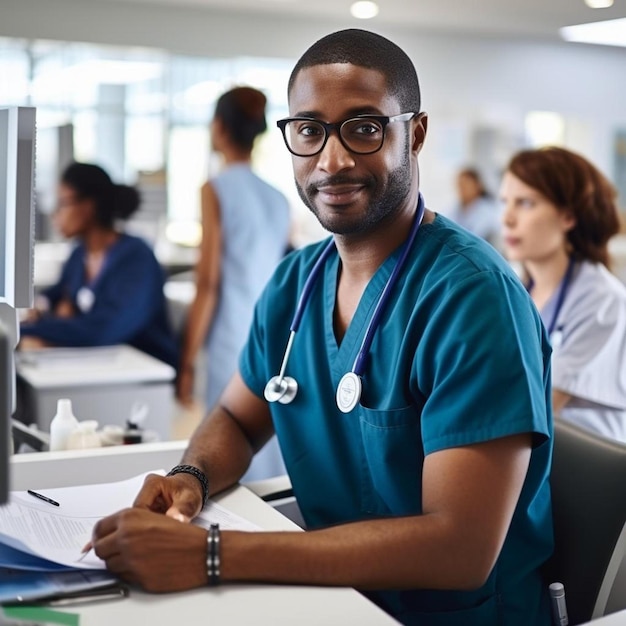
[207,523,221,586]
[166,464,209,509]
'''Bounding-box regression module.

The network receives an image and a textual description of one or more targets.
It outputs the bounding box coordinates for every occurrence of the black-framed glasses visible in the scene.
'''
[276,112,417,157]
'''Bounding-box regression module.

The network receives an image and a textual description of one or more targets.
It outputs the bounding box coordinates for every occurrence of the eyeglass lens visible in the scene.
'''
[284,118,385,156]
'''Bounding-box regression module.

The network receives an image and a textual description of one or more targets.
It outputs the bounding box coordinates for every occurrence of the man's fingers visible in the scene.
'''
[132,474,171,511]
[165,506,191,523]
[91,510,124,542]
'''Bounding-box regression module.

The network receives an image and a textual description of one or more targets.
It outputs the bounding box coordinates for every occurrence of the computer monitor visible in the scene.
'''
[0,106,36,505]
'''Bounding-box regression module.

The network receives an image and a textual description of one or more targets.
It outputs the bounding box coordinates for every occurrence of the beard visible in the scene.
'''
[295,154,414,236]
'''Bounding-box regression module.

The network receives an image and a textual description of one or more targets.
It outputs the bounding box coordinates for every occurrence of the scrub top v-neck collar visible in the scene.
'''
[323,246,403,384]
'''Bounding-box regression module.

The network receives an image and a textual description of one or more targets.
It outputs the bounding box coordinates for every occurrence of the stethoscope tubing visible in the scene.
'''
[527,256,576,337]
[265,193,425,406]
[351,195,425,375]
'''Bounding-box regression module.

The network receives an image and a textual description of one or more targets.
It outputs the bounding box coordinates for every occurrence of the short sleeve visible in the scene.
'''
[416,270,551,454]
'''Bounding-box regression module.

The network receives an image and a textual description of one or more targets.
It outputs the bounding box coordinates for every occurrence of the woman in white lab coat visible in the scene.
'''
[500,146,626,442]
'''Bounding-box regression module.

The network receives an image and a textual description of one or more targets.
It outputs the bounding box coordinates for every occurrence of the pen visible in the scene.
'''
[27,490,60,507]
[77,545,94,562]
[46,586,129,607]
[549,582,569,626]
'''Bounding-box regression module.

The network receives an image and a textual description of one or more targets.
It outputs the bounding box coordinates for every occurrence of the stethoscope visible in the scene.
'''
[264,193,426,414]
[526,256,575,344]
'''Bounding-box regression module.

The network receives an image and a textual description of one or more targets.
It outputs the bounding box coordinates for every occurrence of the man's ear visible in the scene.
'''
[412,112,428,152]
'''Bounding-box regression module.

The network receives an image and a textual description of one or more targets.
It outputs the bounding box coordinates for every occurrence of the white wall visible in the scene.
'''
[2,0,626,211]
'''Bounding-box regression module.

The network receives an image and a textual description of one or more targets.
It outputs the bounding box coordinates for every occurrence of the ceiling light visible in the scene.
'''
[350,1,379,19]
[561,17,626,47]
[584,0,614,7]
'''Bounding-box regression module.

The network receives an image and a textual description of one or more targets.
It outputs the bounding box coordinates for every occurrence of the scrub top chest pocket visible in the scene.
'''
[358,403,424,517]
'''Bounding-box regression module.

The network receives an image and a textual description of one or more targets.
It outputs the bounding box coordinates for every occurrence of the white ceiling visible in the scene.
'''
[99,0,626,39]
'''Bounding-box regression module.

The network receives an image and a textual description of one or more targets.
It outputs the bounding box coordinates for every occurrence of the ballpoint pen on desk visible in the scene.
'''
[45,585,129,607]
[27,490,60,507]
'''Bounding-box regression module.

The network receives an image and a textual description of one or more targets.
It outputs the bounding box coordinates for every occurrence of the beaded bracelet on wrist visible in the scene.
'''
[166,464,209,509]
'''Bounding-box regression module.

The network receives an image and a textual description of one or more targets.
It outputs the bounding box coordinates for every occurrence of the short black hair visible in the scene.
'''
[61,162,140,228]
[288,29,421,113]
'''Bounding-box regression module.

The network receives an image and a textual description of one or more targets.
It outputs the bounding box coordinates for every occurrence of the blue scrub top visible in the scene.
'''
[240,215,553,626]
[21,234,179,368]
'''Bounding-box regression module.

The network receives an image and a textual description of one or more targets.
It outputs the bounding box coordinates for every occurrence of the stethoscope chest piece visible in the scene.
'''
[264,375,298,404]
[336,372,362,413]
[77,286,95,313]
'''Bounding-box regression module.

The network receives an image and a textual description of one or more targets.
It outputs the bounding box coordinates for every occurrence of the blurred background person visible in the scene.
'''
[500,146,626,443]
[20,162,178,369]
[177,86,291,479]
[450,166,501,246]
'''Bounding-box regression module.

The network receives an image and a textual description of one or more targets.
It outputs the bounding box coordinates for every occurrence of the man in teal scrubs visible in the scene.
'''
[92,29,553,625]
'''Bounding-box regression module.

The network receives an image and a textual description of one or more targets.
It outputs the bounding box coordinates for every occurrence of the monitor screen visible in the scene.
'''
[0,106,36,505]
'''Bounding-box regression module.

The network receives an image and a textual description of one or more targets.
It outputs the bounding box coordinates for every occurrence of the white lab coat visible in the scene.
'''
[542,260,626,443]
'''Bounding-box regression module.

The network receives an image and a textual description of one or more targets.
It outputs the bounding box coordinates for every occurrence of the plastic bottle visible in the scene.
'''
[49,399,79,452]
[123,420,143,445]
[123,402,148,445]
[66,420,102,450]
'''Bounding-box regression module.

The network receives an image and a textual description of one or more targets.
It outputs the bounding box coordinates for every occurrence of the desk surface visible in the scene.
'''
[9,447,398,625]
[73,486,398,626]
[16,345,175,388]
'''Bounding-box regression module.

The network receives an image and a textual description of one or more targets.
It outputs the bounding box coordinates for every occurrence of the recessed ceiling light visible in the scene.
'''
[584,0,614,7]
[350,1,379,19]
[561,17,626,47]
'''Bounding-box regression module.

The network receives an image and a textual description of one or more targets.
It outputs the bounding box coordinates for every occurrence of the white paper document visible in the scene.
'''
[0,470,260,572]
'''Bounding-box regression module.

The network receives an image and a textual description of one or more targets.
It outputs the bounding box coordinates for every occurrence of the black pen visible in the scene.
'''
[27,489,60,507]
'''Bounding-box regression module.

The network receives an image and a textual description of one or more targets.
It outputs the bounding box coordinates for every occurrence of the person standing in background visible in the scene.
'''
[177,86,291,479]
[500,146,626,442]
[450,167,501,246]
[20,162,178,369]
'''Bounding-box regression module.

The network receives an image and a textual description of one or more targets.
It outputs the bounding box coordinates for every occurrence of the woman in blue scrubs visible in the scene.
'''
[501,147,626,442]
[90,30,553,626]
[20,162,178,368]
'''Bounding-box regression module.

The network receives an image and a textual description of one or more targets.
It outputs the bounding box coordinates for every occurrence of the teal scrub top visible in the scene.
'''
[240,214,553,626]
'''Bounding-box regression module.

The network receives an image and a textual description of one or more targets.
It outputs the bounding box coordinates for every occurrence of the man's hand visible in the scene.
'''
[92,507,208,592]
[133,473,204,523]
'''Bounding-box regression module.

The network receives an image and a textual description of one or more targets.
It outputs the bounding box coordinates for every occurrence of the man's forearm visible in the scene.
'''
[181,407,256,496]
[219,514,493,591]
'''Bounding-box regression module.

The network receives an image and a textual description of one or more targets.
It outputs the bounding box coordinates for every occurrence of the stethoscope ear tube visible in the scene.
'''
[263,241,336,406]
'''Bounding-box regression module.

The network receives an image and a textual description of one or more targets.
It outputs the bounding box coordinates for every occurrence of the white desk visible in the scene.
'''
[16,345,176,441]
[9,445,398,626]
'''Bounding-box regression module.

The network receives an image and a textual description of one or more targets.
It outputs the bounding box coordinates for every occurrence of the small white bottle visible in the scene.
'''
[49,398,79,452]
[66,420,102,451]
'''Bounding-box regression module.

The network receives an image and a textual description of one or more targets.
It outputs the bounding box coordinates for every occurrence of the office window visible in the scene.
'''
[0,37,320,245]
